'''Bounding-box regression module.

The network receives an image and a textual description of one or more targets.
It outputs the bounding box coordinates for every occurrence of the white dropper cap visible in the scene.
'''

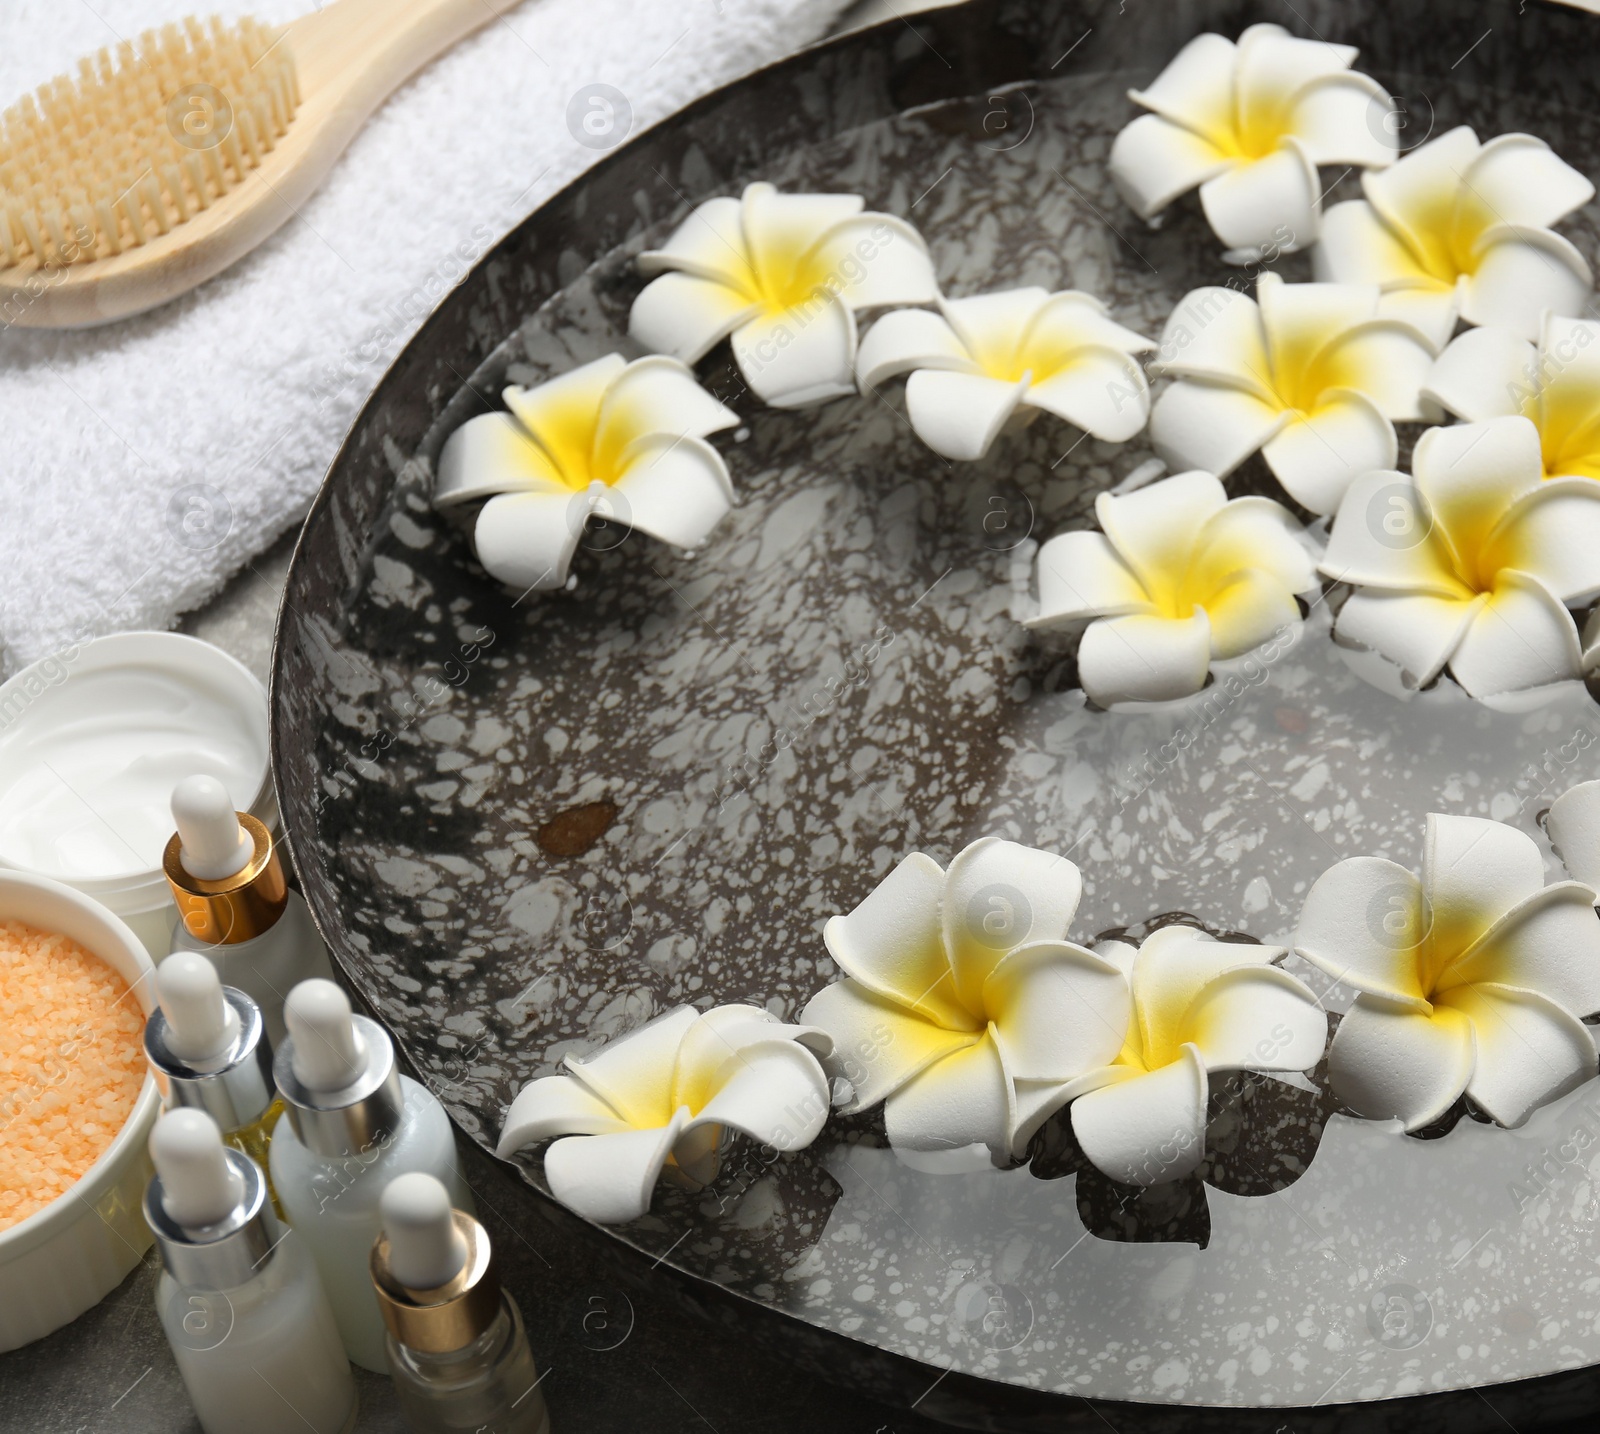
[157,951,240,1064]
[172,775,254,881]
[285,979,367,1092]
[150,1108,244,1229]
[381,1173,468,1289]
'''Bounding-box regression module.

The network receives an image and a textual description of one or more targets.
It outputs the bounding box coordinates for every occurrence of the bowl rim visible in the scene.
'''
[0,869,159,1259]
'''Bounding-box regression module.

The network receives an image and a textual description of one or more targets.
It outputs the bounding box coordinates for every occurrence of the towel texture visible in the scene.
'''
[0,0,850,676]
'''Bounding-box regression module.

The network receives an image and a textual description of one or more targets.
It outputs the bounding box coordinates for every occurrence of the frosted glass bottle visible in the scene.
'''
[145,1109,356,1434]
[270,981,473,1371]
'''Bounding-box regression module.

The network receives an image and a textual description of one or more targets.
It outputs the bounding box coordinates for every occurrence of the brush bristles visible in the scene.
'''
[0,14,299,269]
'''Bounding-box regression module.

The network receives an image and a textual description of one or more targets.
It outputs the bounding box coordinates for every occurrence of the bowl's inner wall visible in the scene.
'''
[274,0,1600,1411]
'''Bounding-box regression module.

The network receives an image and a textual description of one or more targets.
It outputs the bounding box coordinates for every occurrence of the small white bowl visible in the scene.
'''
[0,871,160,1351]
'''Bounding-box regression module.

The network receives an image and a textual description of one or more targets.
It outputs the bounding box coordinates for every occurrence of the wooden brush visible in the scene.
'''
[0,1,519,328]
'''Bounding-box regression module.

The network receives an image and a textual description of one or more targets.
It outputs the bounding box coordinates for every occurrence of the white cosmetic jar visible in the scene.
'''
[0,632,274,956]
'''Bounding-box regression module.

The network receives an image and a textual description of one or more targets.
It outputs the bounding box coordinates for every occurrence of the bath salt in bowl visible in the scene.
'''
[0,872,158,1351]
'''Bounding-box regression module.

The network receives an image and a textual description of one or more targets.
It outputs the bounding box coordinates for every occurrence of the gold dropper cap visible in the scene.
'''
[163,812,288,945]
[371,1211,502,1353]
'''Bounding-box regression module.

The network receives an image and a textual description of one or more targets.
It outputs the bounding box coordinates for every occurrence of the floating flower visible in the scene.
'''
[1027,470,1319,706]
[1423,316,1600,479]
[433,353,739,592]
[628,181,938,409]
[1315,126,1594,348]
[799,838,1131,1169]
[1321,416,1600,698]
[1148,273,1438,515]
[496,1004,832,1224]
[1295,813,1600,1130]
[1066,928,1327,1186]
[1109,24,1397,262]
[853,288,1154,460]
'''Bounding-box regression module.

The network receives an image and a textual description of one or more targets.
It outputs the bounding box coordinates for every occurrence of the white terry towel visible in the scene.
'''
[0,0,851,677]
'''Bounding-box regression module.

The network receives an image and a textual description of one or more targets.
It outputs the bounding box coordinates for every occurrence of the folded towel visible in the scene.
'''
[0,0,850,676]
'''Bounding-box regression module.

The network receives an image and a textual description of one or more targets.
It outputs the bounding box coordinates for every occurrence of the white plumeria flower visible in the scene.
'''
[1548,780,1600,890]
[799,838,1132,1170]
[1296,813,1600,1131]
[1424,316,1600,480]
[1027,470,1319,707]
[433,354,738,593]
[496,1004,832,1225]
[854,288,1155,461]
[1148,273,1439,516]
[628,181,938,409]
[1067,928,1327,1186]
[1321,416,1600,698]
[1315,126,1595,348]
[1109,24,1397,262]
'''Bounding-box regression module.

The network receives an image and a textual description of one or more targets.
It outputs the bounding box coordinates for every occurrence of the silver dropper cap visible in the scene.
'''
[273,984,404,1159]
[143,1137,275,1291]
[145,986,275,1134]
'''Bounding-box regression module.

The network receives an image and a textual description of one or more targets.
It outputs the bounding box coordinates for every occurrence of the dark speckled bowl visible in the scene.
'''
[273,1,1600,1426]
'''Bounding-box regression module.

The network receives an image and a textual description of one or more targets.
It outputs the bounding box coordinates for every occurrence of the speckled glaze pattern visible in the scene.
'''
[274,0,1600,1423]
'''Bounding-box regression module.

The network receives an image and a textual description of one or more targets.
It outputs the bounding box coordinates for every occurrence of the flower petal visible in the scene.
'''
[1327,996,1474,1132]
[1461,226,1593,341]
[1314,199,1436,290]
[1312,319,1439,421]
[983,940,1131,1081]
[1422,325,1537,423]
[820,851,969,1028]
[611,434,735,551]
[1198,142,1320,261]
[1548,781,1600,891]
[1194,495,1320,595]
[1023,292,1157,360]
[855,308,975,390]
[564,1006,701,1129]
[593,356,739,478]
[1422,812,1548,972]
[800,978,979,1113]
[472,490,586,592]
[435,412,567,507]
[497,1075,629,1157]
[1461,133,1596,234]
[544,1117,685,1224]
[1262,390,1397,517]
[739,182,864,295]
[1070,1044,1208,1185]
[1078,612,1213,706]
[1360,125,1482,277]
[1413,415,1544,570]
[1022,345,1152,442]
[629,271,762,366]
[809,214,939,310]
[1320,470,1475,597]
[637,195,753,288]
[1375,287,1460,353]
[682,1040,831,1151]
[1182,965,1328,1072]
[1126,31,1240,148]
[1149,379,1290,479]
[939,288,1053,370]
[884,1028,1013,1157]
[1486,477,1600,604]
[504,354,627,479]
[1234,24,1357,144]
[1448,571,1583,697]
[1334,588,1480,689]
[1204,567,1303,659]
[1441,882,1600,1020]
[1108,112,1233,221]
[1129,926,1281,1067]
[1151,285,1273,399]
[730,295,858,409]
[1030,529,1151,629]
[1536,315,1600,474]
[1256,271,1379,387]
[1293,855,1430,1007]
[1287,72,1399,168]
[1437,982,1595,1128]
[904,368,1027,461]
[1096,468,1229,591]
[670,1006,826,1113]
[941,838,1084,1011]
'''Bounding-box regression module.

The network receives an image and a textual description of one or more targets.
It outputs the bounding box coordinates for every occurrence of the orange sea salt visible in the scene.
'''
[0,918,147,1232]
